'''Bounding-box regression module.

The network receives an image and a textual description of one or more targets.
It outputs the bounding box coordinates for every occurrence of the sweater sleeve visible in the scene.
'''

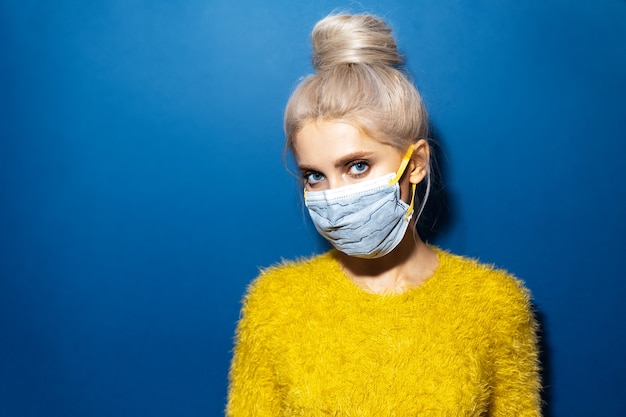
[489,278,542,416]
[226,283,282,417]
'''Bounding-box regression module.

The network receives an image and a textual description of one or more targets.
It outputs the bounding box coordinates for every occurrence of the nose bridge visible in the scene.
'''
[326,173,348,190]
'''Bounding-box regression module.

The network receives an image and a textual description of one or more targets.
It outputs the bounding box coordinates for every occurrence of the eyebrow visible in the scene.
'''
[298,151,375,173]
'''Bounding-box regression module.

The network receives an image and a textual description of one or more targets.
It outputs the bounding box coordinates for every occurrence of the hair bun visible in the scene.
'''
[312,14,403,72]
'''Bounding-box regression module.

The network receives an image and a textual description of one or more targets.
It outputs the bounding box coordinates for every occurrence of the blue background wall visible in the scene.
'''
[1,1,624,416]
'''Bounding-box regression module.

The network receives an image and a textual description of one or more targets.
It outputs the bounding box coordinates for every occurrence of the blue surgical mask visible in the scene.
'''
[304,145,417,259]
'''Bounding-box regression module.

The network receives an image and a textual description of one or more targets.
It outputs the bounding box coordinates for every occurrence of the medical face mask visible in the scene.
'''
[304,145,418,259]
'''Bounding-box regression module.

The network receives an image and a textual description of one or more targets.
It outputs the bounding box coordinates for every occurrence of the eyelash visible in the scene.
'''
[303,171,324,186]
[302,159,371,187]
[348,160,369,177]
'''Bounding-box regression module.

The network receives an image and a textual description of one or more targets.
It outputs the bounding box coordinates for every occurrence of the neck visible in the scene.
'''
[336,231,439,294]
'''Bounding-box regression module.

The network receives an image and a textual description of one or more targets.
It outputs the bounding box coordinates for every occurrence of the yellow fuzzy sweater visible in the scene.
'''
[227,248,541,416]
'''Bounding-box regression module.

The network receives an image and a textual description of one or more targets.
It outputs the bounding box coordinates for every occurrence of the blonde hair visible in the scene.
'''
[284,13,429,153]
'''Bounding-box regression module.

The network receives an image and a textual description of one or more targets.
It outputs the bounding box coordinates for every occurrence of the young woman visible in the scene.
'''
[227,13,541,416]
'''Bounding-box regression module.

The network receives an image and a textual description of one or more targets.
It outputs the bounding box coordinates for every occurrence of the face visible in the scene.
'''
[293,120,407,191]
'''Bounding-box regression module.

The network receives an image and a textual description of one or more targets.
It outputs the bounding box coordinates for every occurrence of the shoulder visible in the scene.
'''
[239,251,339,318]
[248,251,337,294]
[433,248,534,316]
[429,249,538,346]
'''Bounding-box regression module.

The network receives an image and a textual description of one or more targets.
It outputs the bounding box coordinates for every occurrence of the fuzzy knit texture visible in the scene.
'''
[227,248,542,416]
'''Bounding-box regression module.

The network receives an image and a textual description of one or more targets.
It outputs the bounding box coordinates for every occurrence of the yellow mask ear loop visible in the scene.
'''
[388,144,418,221]
[406,182,417,220]
[389,144,416,185]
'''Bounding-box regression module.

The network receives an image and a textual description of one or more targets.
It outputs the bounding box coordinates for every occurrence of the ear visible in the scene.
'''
[408,139,430,184]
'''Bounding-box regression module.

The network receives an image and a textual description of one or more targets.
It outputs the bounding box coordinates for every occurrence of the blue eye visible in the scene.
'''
[349,161,369,175]
[307,172,325,184]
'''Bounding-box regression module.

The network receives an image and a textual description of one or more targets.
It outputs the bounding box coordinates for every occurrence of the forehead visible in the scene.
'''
[293,120,397,165]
